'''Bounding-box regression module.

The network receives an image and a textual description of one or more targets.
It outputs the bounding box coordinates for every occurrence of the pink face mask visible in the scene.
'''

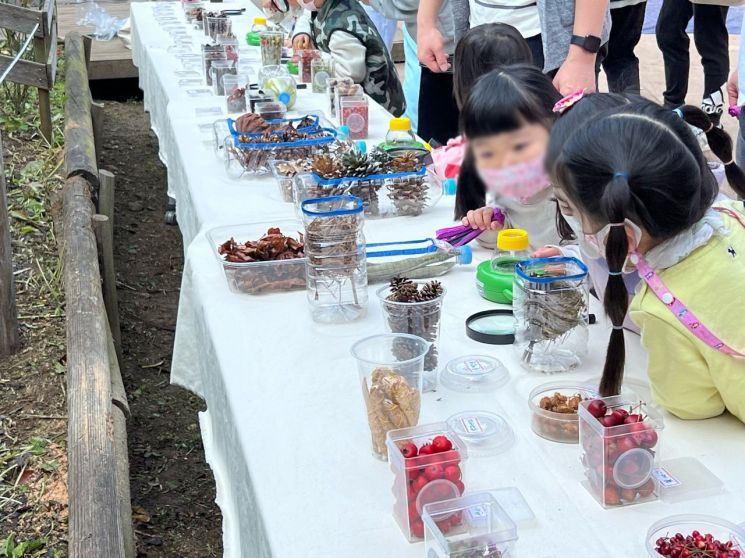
[477,156,551,203]
[297,0,316,10]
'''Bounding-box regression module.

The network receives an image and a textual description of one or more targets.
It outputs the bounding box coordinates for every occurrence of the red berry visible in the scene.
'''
[419,444,435,455]
[620,488,637,502]
[444,465,461,482]
[410,519,424,539]
[424,464,445,481]
[637,478,655,497]
[624,413,642,424]
[641,428,658,449]
[615,408,629,420]
[401,442,418,458]
[616,435,638,454]
[601,412,624,427]
[436,519,451,534]
[449,511,463,527]
[587,399,607,418]
[433,482,454,499]
[618,458,641,476]
[432,435,453,453]
[604,485,621,505]
[454,479,465,494]
[412,475,428,493]
[408,501,420,521]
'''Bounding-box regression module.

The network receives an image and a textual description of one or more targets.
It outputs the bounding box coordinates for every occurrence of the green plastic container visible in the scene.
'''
[476,260,515,304]
[246,31,261,46]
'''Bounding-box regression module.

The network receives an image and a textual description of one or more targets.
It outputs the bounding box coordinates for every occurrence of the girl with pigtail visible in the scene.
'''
[547,98,745,424]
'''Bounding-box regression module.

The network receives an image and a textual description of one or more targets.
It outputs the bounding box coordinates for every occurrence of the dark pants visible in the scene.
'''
[417,33,545,145]
[603,2,646,95]
[655,0,729,108]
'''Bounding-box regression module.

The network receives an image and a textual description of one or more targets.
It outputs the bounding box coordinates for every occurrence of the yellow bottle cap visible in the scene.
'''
[497,228,529,251]
[254,16,267,25]
[389,116,411,132]
[423,142,432,151]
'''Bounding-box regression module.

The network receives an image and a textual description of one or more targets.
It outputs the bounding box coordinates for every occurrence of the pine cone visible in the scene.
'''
[391,151,419,173]
[389,276,411,291]
[391,282,419,302]
[368,148,392,174]
[419,280,443,301]
[341,150,374,177]
[312,155,339,179]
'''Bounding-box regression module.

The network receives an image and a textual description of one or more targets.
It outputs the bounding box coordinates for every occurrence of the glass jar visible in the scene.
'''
[377,281,445,392]
[513,256,589,373]
[259,65,297,109]
[302,195,368,323]
[385,117,421,149]
[259,30,284,67]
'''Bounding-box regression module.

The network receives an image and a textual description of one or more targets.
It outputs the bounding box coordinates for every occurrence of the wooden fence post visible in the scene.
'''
[0,133,20,356]
[97,170,121,358]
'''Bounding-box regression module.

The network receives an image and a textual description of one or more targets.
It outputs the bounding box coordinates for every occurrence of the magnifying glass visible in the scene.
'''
[466,310,515,345]
[271,0,290,12]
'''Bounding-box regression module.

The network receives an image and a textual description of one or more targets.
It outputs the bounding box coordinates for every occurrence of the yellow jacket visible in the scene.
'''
[629,201,745,423]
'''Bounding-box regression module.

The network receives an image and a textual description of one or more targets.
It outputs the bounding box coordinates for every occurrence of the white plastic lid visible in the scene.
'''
[441,355,509,393]
[613,447,655,489]
[416,479,461,516]
[490,487,535,524]
[656,457,724,503]
[447,411,514,457]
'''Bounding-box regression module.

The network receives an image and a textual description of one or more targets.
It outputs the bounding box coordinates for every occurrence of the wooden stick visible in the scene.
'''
[0,133,20,356]
[97,170,121,359]
[91,102,105,161]
[33,35,52,144]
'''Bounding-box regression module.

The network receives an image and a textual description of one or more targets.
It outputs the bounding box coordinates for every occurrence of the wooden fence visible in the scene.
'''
[61,31,134,558]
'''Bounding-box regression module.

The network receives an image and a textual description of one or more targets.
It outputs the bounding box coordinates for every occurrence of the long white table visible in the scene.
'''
[130,3,745,557]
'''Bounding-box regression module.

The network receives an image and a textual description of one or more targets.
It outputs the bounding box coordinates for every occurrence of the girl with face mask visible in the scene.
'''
[455,65,563,251]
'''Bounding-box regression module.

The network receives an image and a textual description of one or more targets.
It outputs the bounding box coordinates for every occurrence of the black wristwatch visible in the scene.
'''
[570,34,602,54]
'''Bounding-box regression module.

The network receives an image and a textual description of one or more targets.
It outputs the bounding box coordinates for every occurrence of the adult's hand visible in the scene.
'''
[553,47,597,96]
[293,33,311,50]
[417,26,450,73]
[262,0,278,12]
[727,69,739,109]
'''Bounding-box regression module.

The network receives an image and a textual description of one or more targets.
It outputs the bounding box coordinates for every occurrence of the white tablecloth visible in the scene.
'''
[130,3,745,557]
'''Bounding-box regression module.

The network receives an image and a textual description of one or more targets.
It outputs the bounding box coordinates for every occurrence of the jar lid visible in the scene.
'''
[447,411,514,457]
[389,116,411,131]
[497,228,528,251]
[441,355,509,393]
[613,447,655,489]
[253,16,267,25]
[466,310,514,344]
[476,260,514,304]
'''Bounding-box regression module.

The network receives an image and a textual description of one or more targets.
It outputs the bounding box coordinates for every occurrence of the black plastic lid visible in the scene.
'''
[466,310,515,345]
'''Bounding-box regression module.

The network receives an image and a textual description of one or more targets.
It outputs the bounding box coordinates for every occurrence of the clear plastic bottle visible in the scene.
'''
[385,117,421,149]
[250,16,268,32]
[366,238,472,284]
[491,228,530,273]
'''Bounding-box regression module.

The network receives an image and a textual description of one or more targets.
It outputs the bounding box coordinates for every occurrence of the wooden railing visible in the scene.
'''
[61,31,134,558]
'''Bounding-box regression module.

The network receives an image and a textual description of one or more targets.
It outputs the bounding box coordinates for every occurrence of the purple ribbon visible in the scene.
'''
[435,208,506,247]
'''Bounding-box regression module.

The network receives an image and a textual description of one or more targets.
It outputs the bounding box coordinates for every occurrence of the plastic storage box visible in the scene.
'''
[646,514,745,557]
[207,220,306,295]
[386,422,468,542]
[423,492,518,558]
[529,381,596,443]
[579,395,664,508]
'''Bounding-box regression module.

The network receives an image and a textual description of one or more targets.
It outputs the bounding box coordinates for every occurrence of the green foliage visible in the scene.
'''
[0,534,47,558]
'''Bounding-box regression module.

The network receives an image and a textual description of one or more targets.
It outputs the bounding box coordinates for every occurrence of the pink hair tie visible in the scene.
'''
[552,89,586,114]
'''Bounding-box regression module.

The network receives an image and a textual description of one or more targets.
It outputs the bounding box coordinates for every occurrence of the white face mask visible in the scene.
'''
[297,0,317,10]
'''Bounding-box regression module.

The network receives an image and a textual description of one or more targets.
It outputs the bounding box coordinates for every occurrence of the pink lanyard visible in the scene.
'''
[631,207,745,358]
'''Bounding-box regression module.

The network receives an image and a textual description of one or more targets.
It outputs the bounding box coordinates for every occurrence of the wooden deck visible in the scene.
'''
[58,0,137,80]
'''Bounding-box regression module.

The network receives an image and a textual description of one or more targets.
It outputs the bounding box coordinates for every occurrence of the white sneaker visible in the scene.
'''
[688,123,710,152]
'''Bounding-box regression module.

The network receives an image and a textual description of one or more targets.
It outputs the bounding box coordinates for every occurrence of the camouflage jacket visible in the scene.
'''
[312,0,406,116]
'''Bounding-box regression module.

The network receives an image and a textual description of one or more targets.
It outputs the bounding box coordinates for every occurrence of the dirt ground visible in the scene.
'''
[97,100,222,558]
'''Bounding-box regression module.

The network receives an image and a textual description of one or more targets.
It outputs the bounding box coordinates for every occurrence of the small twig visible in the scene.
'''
[18,414,67,420]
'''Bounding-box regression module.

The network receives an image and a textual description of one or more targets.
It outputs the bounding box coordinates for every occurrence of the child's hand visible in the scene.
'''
[293,34,312,50]
[533,246,562,258]
[727,68,739,109]
[462,207,501,231]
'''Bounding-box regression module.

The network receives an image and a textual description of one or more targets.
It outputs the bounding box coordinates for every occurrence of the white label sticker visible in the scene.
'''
[466,504,488,521]
[195,106,223,117]
[652,468,681,488]
[460,416,486,434]
[461,359,487,375]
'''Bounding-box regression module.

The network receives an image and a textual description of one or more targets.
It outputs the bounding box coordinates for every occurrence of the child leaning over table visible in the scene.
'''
[289,0,406,116]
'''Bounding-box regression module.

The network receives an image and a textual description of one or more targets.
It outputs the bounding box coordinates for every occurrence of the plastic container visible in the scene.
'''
[259,30,283,66]
[251,16,267,32]
[385,117,421,149]
[269,160,301,203]
[352,334,429,460]
[217,35,239,63]
[476,229,530,305]
[223,74,248,113]
[513,257,589,373]
[327,77,353,116]
[298,49,321,83]
[206,220,306,294]
[302,195,368,323]
[301,168,443,219]
[440,355,509,394]
[205,15,231,41]
[202,47,227,87]
[386,422,468,541]
[210,60,236,96]
[312,55,334,93]
[339,96,368,140]
[579,395,664,508]
[423,492,518,557]
[528,381,596,443]
[366,238,471,284]
[377,282,445,391]
[446,411,514,457]
[646,515,745,557]
[259,65,297,109]
[255,101,287,121]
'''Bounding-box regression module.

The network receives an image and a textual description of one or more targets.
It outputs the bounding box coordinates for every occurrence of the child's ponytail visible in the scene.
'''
[677,105,745,198]
[599,173,632,397]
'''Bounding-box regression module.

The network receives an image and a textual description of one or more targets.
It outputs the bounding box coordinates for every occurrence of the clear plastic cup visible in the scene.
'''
[210,60,236,96]
[223,74,248,113]
[259,30,283,67]
[351,333,429,460]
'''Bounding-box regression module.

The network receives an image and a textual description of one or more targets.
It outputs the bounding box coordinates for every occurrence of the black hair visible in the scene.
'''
[453,23,533,110]
[547,93,643,242]
[547,99,745,396]
[454,65,561,220]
